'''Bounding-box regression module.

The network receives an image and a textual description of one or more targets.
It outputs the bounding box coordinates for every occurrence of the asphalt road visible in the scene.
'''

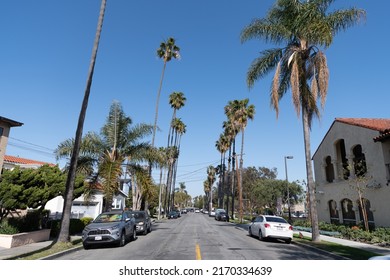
[53,212,339,260]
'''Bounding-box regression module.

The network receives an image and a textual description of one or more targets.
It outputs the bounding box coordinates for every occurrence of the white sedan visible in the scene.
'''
[248,215,293,244]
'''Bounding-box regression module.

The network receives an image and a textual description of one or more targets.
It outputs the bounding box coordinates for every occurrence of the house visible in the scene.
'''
[0,116,23,174]
[1,155,128,220]
[312,118,390,228]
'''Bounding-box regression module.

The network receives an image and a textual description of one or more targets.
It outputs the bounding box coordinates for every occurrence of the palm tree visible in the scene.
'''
[167,91,186,147]
[207,165,216,211]
[56,101,155,213]
[215,133,229,208]
[240,0,365,241]
[56,0,107,244]
[224,99,255,222]
[151,37,180,149]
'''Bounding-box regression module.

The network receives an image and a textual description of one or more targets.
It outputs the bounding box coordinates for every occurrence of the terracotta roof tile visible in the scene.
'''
[4,155,55,167]
[336,118,390,133]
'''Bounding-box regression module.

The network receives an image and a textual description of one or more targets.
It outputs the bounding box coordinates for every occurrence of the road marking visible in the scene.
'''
[195,244,202,260]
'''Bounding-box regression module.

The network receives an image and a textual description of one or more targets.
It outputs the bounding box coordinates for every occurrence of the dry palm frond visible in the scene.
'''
[291,59,300,117]
[311,74,318,102]
[271,61,281,117]
[317,51,329,108]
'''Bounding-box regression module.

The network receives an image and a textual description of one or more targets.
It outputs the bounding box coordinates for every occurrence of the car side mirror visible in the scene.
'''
[251,217,256,222]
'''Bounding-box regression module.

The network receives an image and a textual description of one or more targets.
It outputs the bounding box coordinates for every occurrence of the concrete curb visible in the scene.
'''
[40,245,84,260]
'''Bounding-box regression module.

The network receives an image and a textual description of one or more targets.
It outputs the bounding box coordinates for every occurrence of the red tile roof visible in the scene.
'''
[336,118,390,133]
[335,118,390,143]
[4,155,55,167]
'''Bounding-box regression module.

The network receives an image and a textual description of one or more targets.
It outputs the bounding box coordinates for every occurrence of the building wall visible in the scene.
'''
[0,123,11,174]
[313,121,390,227]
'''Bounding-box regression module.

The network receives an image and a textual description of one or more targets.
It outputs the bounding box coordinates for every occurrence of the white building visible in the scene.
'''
[312,118,390,228]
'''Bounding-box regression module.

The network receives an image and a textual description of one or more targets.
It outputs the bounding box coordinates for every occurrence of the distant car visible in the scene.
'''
[82,210,136,249]
[215,209,229,221]
[195,209,200,213]
[167,211,179,219]
[248,215,293,244]
[209,209,216,217]
[129,210,152,235]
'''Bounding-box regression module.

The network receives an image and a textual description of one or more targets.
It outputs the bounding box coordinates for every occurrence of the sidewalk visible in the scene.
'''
[294,230,390,256]
[0,236,82,260]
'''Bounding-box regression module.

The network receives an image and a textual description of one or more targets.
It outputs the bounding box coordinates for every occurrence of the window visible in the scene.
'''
[357,198,375,229]
[341,198,356,225]
[336,139,350,180]
[325,156,335,183]
[353,145,367,177]
[328,200,339,224]
[0,127,3,136]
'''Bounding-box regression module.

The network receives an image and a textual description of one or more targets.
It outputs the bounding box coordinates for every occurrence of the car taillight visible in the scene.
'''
[264,223,270,228]
[289,225,293,230]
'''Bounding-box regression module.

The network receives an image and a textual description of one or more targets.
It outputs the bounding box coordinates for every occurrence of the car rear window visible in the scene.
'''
[265,217,287,223]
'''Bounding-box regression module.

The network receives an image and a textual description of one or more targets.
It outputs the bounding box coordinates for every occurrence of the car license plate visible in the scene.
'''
[276,226,283,230]
[95,236,102,240]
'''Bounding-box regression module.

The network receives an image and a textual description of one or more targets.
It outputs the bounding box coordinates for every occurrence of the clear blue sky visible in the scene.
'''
[1,1,388,198]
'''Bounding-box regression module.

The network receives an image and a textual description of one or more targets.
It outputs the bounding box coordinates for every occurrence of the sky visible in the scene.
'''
[1,0,389,199]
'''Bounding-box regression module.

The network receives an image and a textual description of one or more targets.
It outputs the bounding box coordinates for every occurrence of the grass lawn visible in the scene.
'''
[293,234,380,260]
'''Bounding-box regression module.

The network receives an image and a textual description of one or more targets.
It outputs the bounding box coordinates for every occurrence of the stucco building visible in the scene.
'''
[312,118,390,228]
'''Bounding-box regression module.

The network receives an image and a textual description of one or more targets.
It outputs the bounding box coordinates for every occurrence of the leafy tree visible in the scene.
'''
[0,165,85,222]
[240,0,365,241]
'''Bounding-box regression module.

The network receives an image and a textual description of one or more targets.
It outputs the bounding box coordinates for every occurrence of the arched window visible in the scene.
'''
[328,200,339,224]
[325,156,335,183]
[353,145,367,177]
[336,139,349,180]
[341,198,356,226]
[357,198,375,230]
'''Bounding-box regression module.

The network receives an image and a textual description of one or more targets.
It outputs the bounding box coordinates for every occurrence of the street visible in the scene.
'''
[53,212,341,260]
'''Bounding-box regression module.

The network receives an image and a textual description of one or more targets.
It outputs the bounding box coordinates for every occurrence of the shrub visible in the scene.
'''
[0,220,19,235]
[48,218,89,238]
[7,210,42,232]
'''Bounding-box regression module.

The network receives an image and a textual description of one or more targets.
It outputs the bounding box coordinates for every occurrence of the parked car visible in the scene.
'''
[209,209,216,217]
[215,209,229,221]
[248,215,293,244]
[167,211,179,219]
[129,210,152,235]
[81,210,136,249]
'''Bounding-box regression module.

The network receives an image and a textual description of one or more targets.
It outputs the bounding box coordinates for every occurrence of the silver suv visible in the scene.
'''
[82,210,136,249]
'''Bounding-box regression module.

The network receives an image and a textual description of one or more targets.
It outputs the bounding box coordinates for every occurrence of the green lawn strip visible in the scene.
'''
[9,239,82,260]
[293,234,380,260]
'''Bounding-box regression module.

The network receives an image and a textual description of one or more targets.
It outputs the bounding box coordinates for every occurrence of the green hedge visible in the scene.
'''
[48,218,91,238]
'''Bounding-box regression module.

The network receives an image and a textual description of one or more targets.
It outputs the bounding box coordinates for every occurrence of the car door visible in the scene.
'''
[252,216,263,236]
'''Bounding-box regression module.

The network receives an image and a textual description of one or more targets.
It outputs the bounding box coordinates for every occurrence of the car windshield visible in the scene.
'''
[132,212,145,219]
[265,216,288,223]
[95,213,123,223]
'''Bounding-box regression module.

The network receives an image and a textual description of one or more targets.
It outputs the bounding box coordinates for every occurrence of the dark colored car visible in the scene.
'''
[129,210,152,235]
[167,211,179,219]
[81,210,136,249]
[215,209,229,221]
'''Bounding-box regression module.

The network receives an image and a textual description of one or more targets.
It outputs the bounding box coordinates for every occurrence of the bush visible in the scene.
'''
[0,220,19,234]
[48,218,89,238]
[7,210,42,232]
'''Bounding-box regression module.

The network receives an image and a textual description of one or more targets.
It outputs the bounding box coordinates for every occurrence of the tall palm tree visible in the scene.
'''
[240,0,365,241]
[215,133,229,208]
[167,91,186,147]
[207,165,216,211]
[224,99,255,222]
[151,37,180,149]
[56,0,107,244]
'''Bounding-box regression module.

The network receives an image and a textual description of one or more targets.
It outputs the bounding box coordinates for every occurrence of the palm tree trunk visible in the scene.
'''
[302,106,320,242]
[238,130,245,223]
[56,0,106,244]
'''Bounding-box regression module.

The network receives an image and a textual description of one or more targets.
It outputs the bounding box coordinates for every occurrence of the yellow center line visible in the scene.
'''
[195,243,202,260]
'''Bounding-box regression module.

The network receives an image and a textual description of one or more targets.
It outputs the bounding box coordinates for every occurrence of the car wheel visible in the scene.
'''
[248,227,253,237]
[148,224,152,233]
[118,231,126,247]
[130,227,137,241]
[83,243,91,250]
[285,238,292,244]
[143,226,148,235]
[259,230,265,241]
